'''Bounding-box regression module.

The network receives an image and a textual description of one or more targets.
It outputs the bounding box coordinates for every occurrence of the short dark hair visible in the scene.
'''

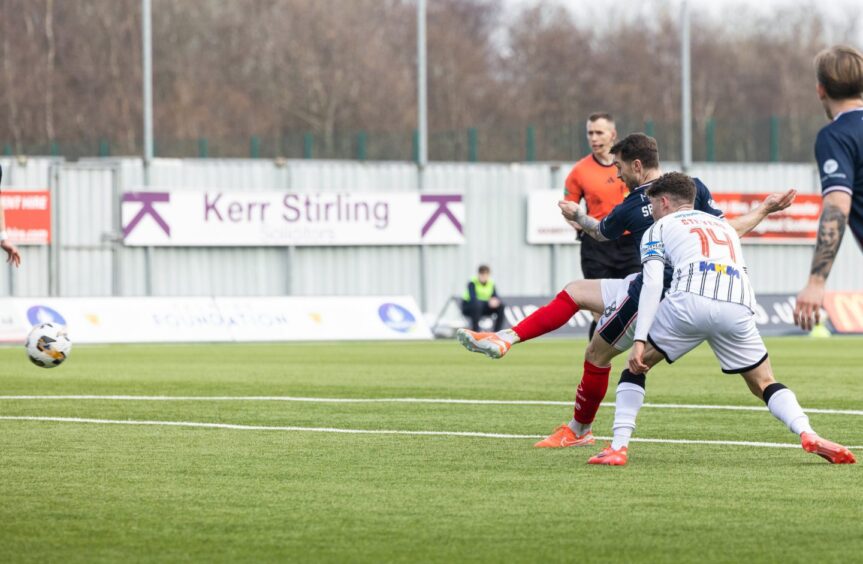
[610,133,659,169]
[815,45,863,100]
[478,265,490,275]
[587,112,614,124]
[646,172,695,204]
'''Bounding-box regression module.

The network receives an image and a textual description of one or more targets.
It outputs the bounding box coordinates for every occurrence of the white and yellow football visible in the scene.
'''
[25,323,72,368]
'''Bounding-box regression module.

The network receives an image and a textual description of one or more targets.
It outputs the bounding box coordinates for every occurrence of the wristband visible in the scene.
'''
[0,231,8,241]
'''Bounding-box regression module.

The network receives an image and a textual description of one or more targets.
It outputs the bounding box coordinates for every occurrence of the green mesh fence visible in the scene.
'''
[3,116,826,163]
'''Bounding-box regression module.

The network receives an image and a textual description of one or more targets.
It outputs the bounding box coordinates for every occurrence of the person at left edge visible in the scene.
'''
[0,165,22,267]
[461,264,504,332]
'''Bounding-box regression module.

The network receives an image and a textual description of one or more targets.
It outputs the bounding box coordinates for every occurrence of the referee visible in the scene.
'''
[564,112,640,339]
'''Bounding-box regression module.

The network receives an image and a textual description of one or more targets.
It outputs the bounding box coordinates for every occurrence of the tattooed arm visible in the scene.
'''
[793,191,852,330]
[558,200,610,242]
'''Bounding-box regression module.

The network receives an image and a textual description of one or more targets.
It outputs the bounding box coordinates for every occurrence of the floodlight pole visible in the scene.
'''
[417,0,429,312]
[142,0,154,185]
[681,0,692,172]
[417,0,428,169]
[142,0,154,295]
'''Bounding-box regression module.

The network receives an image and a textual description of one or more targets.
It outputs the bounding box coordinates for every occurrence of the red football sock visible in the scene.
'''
[573,360,611,425]
[511,290,579,342]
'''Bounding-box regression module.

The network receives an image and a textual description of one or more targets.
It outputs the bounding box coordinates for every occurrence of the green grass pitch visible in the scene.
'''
[0,337,860,563]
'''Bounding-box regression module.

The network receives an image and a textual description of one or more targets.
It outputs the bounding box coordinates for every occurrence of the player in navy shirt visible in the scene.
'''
[795,45,863,330]
[594,175,722,302]
[457,133,794,448]
[598,176,721,244]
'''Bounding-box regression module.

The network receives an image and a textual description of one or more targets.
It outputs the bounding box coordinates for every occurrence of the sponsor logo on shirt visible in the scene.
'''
[698,262,741,278]
[823,159,839,174]
[641,240,664,260]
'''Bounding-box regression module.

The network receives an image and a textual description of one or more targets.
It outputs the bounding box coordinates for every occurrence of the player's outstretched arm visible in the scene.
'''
[0,170,20,268]
[558,201,609,242]
[793,191,851,331]
[726,189,797,236]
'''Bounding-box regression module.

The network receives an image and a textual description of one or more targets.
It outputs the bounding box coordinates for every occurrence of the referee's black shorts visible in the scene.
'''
[580,233,642,280]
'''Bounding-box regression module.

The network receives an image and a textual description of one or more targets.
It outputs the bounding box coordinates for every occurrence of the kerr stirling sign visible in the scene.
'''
[121,190,465,246]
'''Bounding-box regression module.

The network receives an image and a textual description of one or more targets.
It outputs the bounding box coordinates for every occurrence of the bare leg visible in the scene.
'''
[506,279,604,344]
[457,279,604,360]
[741,358,855,463]
[563,279,604,316]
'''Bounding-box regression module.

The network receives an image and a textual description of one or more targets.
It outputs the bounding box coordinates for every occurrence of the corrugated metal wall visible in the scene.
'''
[0,157,858,315]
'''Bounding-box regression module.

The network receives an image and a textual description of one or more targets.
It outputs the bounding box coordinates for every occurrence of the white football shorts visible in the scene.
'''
[597,273,640,351]
[647,291,768,374]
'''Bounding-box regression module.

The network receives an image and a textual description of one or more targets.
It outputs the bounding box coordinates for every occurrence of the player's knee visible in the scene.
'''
[563,280,580,301]
[565,279,596,304]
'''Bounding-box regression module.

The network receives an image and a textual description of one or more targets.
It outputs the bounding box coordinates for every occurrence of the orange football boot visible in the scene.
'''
[587,445,628,466]
[456,329,511,359]
[801,432,856,464]
[534,424,595,448]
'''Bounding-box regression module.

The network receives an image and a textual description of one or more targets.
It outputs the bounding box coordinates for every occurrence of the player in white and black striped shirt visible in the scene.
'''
[588,172,855,466]
[642,211,755,312]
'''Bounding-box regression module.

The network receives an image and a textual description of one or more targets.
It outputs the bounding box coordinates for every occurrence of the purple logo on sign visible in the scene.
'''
[123,192,171,239]
[420,194,463,237]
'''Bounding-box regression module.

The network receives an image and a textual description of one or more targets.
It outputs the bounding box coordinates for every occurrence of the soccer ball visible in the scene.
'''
[25,323,72,368]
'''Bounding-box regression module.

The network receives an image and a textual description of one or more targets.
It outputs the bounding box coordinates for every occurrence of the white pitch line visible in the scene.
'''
[0,415,860,451]
[0,395,861,416]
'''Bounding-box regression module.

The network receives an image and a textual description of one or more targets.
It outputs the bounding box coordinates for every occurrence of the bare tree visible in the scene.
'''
[0,0,858,161]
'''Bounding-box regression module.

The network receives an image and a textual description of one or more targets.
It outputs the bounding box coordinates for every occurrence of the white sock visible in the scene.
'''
[767,388,815,435]
[498,329,520,344]
[567,418,591,436]
[611,382,645,450]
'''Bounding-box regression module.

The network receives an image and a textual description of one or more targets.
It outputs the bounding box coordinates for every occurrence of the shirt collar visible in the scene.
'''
[833,106,863,121]
[633,180,655,192]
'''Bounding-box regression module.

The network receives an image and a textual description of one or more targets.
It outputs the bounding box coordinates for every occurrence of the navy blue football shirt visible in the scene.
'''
[814,107,863,247]
[599,177,723,249]
[597,177,723,299]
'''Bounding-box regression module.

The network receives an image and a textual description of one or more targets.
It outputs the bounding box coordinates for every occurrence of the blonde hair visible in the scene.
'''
[815,45,863,100]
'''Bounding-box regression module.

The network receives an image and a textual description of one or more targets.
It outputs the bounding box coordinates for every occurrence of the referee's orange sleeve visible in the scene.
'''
[564,167,582,202]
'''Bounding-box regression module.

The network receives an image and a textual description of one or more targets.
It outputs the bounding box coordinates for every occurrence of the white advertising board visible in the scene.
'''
[1,296,432,344]
[526,191,578,245]
[12,298,230,344]
[216,296,432,341]
[122,191,465,247]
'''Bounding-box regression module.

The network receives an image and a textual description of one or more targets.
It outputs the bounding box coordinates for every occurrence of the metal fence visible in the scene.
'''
[4,115,829,164]
[0,156,858,316]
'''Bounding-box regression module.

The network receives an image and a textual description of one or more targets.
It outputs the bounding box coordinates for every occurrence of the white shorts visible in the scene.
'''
[597,273,640,351]
[647,292,768,374]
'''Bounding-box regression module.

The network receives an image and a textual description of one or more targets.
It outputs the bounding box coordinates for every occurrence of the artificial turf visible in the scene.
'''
[0,338,860,563]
